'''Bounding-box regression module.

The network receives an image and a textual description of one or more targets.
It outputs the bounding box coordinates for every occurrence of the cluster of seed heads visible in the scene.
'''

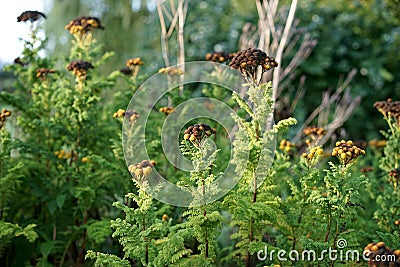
[128,160,156,179]
[36,68,55,79]
[67,60,94,79]
[159,106,174,115]
[0,109,12,129]
[303,126,327,136]
[113,109,126,118]
[17,11,46,22]
[279,139,296,153]
[374,98,400,125]
[125,110,139,123]
[205,51,232,63]
[332,140,365,165]
[158,67,184,76]
[54,150,77,161]
[183,123,216,147]
[126,58,144,67]
[65,16,104,35]
[229,48,278,85]
[369,139,387,148]
[302,146,324,162]
[162,214,169,221]
[363,242,400,266]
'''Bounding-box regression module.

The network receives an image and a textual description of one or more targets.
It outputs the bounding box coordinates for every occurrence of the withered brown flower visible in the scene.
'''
[17,11,46,22]
[229,48,277,85]
[374,98,400,125]
[65,16,104,35]
[205,51,233,63]
[183,123,216,147]
[67,60,94,79]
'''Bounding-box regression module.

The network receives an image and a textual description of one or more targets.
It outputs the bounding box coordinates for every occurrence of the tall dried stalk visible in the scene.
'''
[239,0,317,101]
[156,0,188,92]
[291,69,360,145]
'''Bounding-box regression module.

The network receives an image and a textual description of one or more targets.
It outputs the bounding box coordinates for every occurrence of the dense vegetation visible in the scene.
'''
[0,0,399,266]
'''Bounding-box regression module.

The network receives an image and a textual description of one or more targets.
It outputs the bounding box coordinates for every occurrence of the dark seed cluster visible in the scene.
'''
[183,123,216,147]
[67,60,94,79]
[205,51,232,63]
[229,48,278,84]
[17,11,46,22]
[159,106,174,115]
[125,110,140,123]
[332,140,365,166]
[14,57,28,66]
[36,68,55,79]
[360,166,374,173]
[119,67,133,76]
[363,242,400,267]
[65,16,104,35]
[374,98,400,125]
[0,109,12,129]
[128,160,156,178]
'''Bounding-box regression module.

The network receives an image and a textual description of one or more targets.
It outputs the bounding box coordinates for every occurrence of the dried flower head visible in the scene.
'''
[279,139,296,153]
[119,67,133,76]
[65,16,104,35]
[368,139,387,148]
[36,68,55,79]
[303,126,326,137]
[126,58,144,67]
[229,48,278,85]
[360,166,374,174]
[14,57,28,66]
[302,146,324,163]
[205,51,232,63]
[125,110,139,123]
[158,67,184,76]
[388,169,400,190]
[159,106,174,115]
[54,150,78,161]
[363,242,400,267]
[331,140,365,166]
[374,98,400,125]
[0,109,12,130]
[67,60,94,79]
[128,160,156,180]
[113,109,126,118]
[303,126,326,147]
[17,11,46,22]
[183,123,216,147]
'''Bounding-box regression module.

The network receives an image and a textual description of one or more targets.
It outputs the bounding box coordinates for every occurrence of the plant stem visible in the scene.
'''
[324,203,332,243]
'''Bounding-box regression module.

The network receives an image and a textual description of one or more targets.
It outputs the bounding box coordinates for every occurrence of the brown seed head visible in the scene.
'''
[65,16,104,34]
[17,11,46,22]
